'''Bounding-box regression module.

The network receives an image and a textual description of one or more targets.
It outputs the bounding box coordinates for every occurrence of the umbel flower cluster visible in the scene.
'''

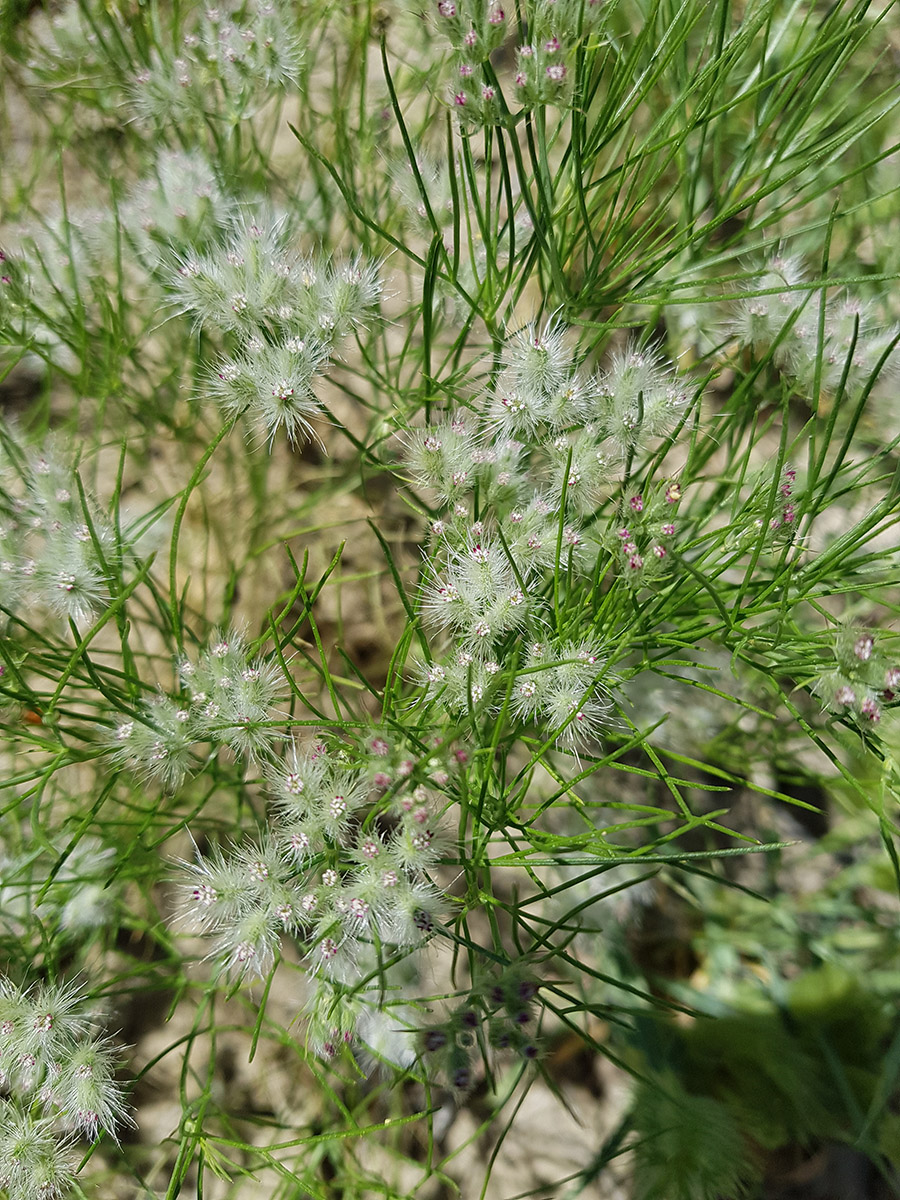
[122,149,230,269]
[0,977,130,1200]
[419,967,544,1090]
[0,835,119,949]
[731,255,900,398]
[406,321,689,749]
[169,211,381,443]
[129,0,304,125]
[1,179,379,441]
[813,626,900,727]
[108,628,282,789]
[24,0,305,128]
[0,208,126,375]
[178,732,453,1017]
[0,433,124,625]
[435,0,606,121]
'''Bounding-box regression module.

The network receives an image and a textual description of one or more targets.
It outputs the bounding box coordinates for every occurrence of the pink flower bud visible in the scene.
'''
[854,635,874,662]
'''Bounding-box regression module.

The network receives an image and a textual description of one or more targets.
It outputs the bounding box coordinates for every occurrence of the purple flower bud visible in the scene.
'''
[413,908,434,932]
[423,1028,448,1052]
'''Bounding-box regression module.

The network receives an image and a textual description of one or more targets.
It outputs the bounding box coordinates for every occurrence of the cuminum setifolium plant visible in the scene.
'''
[1,0,900,1196]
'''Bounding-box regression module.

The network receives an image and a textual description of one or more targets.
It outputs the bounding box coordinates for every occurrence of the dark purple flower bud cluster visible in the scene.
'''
[417,969,543,1088]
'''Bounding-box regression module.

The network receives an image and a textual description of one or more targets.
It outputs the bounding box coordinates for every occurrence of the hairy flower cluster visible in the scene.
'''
[406,322,690,747]
[123,149,230,268]
[169,212,381,441]
[417,525,612,743]
[128,0,304,126]
[489,320,596,438]
[108,628,282,787]
[436,0,604,120]
[487,323,688,467]
[436,0,507,119]
[209,335,332,444]
[513,32,572,107]
[177,736,450,988]
[813,626,899,727]
[0,436,120,625]
[0,836,119,948]
[606,483,682,587]
[422,532,530,649]
[23,3,114,94]
[0,977,130,1195]
[732,255,899,398]
[389,154,456,242]
[0,212,118,370]
[512,640,612,748]
[596,343,690,455]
